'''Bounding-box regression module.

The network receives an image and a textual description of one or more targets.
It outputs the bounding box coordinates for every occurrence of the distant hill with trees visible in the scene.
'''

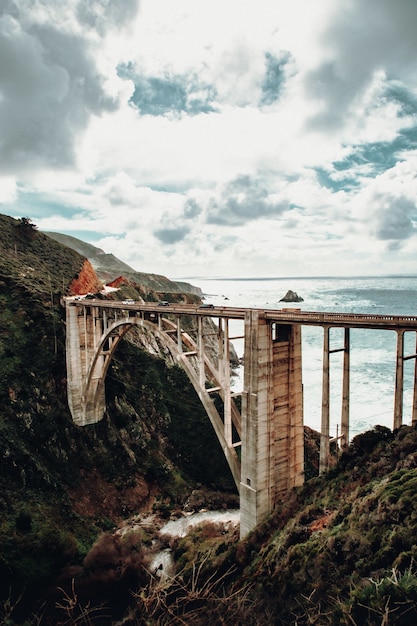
[44,230,202,295]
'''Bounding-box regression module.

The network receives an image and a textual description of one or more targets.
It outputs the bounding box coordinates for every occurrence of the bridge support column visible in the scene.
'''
[340,328,350,449]
[394,330,404,430]
[320,327,350,471]
[320,327,330,473]
[240,311,304,537]
[413,334,417,427]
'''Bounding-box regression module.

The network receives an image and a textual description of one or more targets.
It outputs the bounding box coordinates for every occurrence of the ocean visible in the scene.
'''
[184,275,417,439]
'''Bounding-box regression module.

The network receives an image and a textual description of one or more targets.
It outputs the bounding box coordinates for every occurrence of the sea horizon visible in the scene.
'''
[179,274,417,282]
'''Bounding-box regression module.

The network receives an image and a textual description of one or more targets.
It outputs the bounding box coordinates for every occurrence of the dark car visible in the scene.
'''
[199,303,215,309]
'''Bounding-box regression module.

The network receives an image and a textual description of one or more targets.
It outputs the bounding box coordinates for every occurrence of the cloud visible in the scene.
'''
[76,0,140,36]
[303,0,417,131]
[3,0,417,279]
[260,51,291,106]
[153,225,190,245]
[183,198,202,219]
[351,159,417,247]
[368,193,416,242]
[153,196,202,244]
[206,175,289,226]
[122,46,291,116]
[0,1,136,173]
[0,176,16,203]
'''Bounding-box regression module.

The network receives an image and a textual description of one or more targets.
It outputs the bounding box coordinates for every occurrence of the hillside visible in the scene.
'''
[125,426,417,625]
[2,214,417,625]
[0,214,236,623]
[44,230,202,295]
[223,425,417,624]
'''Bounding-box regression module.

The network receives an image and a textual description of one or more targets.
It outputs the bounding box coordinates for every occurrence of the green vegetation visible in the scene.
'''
[0,214,85,297]
[211,425,417,625]
[106,339,237,494]
[45,420,417,625]
[0,214,235,622]
[100,426,417,625]
[2,213,417,624]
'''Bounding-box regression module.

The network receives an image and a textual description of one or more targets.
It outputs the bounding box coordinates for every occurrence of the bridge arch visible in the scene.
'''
[67,305,241,489]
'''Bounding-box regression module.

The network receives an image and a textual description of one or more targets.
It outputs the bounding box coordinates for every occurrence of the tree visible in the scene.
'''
[15,217,38,241]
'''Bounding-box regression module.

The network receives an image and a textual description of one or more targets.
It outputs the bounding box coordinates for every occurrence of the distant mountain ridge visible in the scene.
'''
[44,231,202,295]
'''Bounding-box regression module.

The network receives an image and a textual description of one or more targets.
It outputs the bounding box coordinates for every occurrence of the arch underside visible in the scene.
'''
[85,315,242,489]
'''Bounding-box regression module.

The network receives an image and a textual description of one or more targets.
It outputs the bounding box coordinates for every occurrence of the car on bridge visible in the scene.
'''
[122,299,135,304]
[158,300,170,306]
[199,303,215,309]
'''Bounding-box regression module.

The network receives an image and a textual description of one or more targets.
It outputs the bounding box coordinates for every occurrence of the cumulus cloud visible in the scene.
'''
[206,175,289,226]
[368,193,416,242]
[183,198,202,219]
[76,0,140,35]
[350,158,417,251]
[153,197,203,244]
[3,0,417,278]
[153,225,190,244]
[260,51,292,106]
[0,0,137,172]
[303,0,417,131]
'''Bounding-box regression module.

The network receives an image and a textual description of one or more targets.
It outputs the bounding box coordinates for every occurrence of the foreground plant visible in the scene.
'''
[129,555,265,626]
[54,579,109,626]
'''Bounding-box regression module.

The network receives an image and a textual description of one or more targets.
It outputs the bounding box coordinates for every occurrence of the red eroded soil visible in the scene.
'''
[69,259,103,295]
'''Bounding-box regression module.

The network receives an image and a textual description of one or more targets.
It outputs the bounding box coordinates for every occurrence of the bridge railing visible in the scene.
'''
[67,299,417,329]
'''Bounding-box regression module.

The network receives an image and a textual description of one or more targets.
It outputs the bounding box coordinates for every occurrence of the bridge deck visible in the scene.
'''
[70,300,417,331]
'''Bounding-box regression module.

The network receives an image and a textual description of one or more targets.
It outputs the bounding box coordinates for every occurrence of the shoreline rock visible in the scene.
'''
[279,289,304,303]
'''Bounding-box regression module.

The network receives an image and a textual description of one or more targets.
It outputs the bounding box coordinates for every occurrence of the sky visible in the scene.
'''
[1,0,417,279]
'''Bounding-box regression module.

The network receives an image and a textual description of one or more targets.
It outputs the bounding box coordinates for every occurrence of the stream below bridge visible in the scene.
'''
[118,509,240,580]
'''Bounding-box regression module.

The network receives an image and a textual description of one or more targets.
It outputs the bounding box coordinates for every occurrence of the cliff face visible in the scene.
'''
[69,259,103,295]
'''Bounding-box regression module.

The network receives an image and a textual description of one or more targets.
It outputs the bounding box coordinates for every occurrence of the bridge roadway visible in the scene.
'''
[78,299,417,330]
[66,298,417,536]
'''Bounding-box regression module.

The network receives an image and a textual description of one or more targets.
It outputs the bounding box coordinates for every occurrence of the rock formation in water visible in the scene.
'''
[279,289,304,302]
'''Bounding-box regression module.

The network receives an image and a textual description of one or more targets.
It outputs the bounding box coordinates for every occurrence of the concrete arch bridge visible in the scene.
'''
[65,299,417,537]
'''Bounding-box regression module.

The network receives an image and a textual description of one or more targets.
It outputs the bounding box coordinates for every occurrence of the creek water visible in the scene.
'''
[148,510,240,579]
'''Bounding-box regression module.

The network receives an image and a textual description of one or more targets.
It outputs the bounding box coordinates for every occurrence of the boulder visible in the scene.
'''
[279,290,304,303]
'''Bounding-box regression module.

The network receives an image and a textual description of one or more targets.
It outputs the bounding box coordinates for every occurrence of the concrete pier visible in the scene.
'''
[240,311,304,537]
